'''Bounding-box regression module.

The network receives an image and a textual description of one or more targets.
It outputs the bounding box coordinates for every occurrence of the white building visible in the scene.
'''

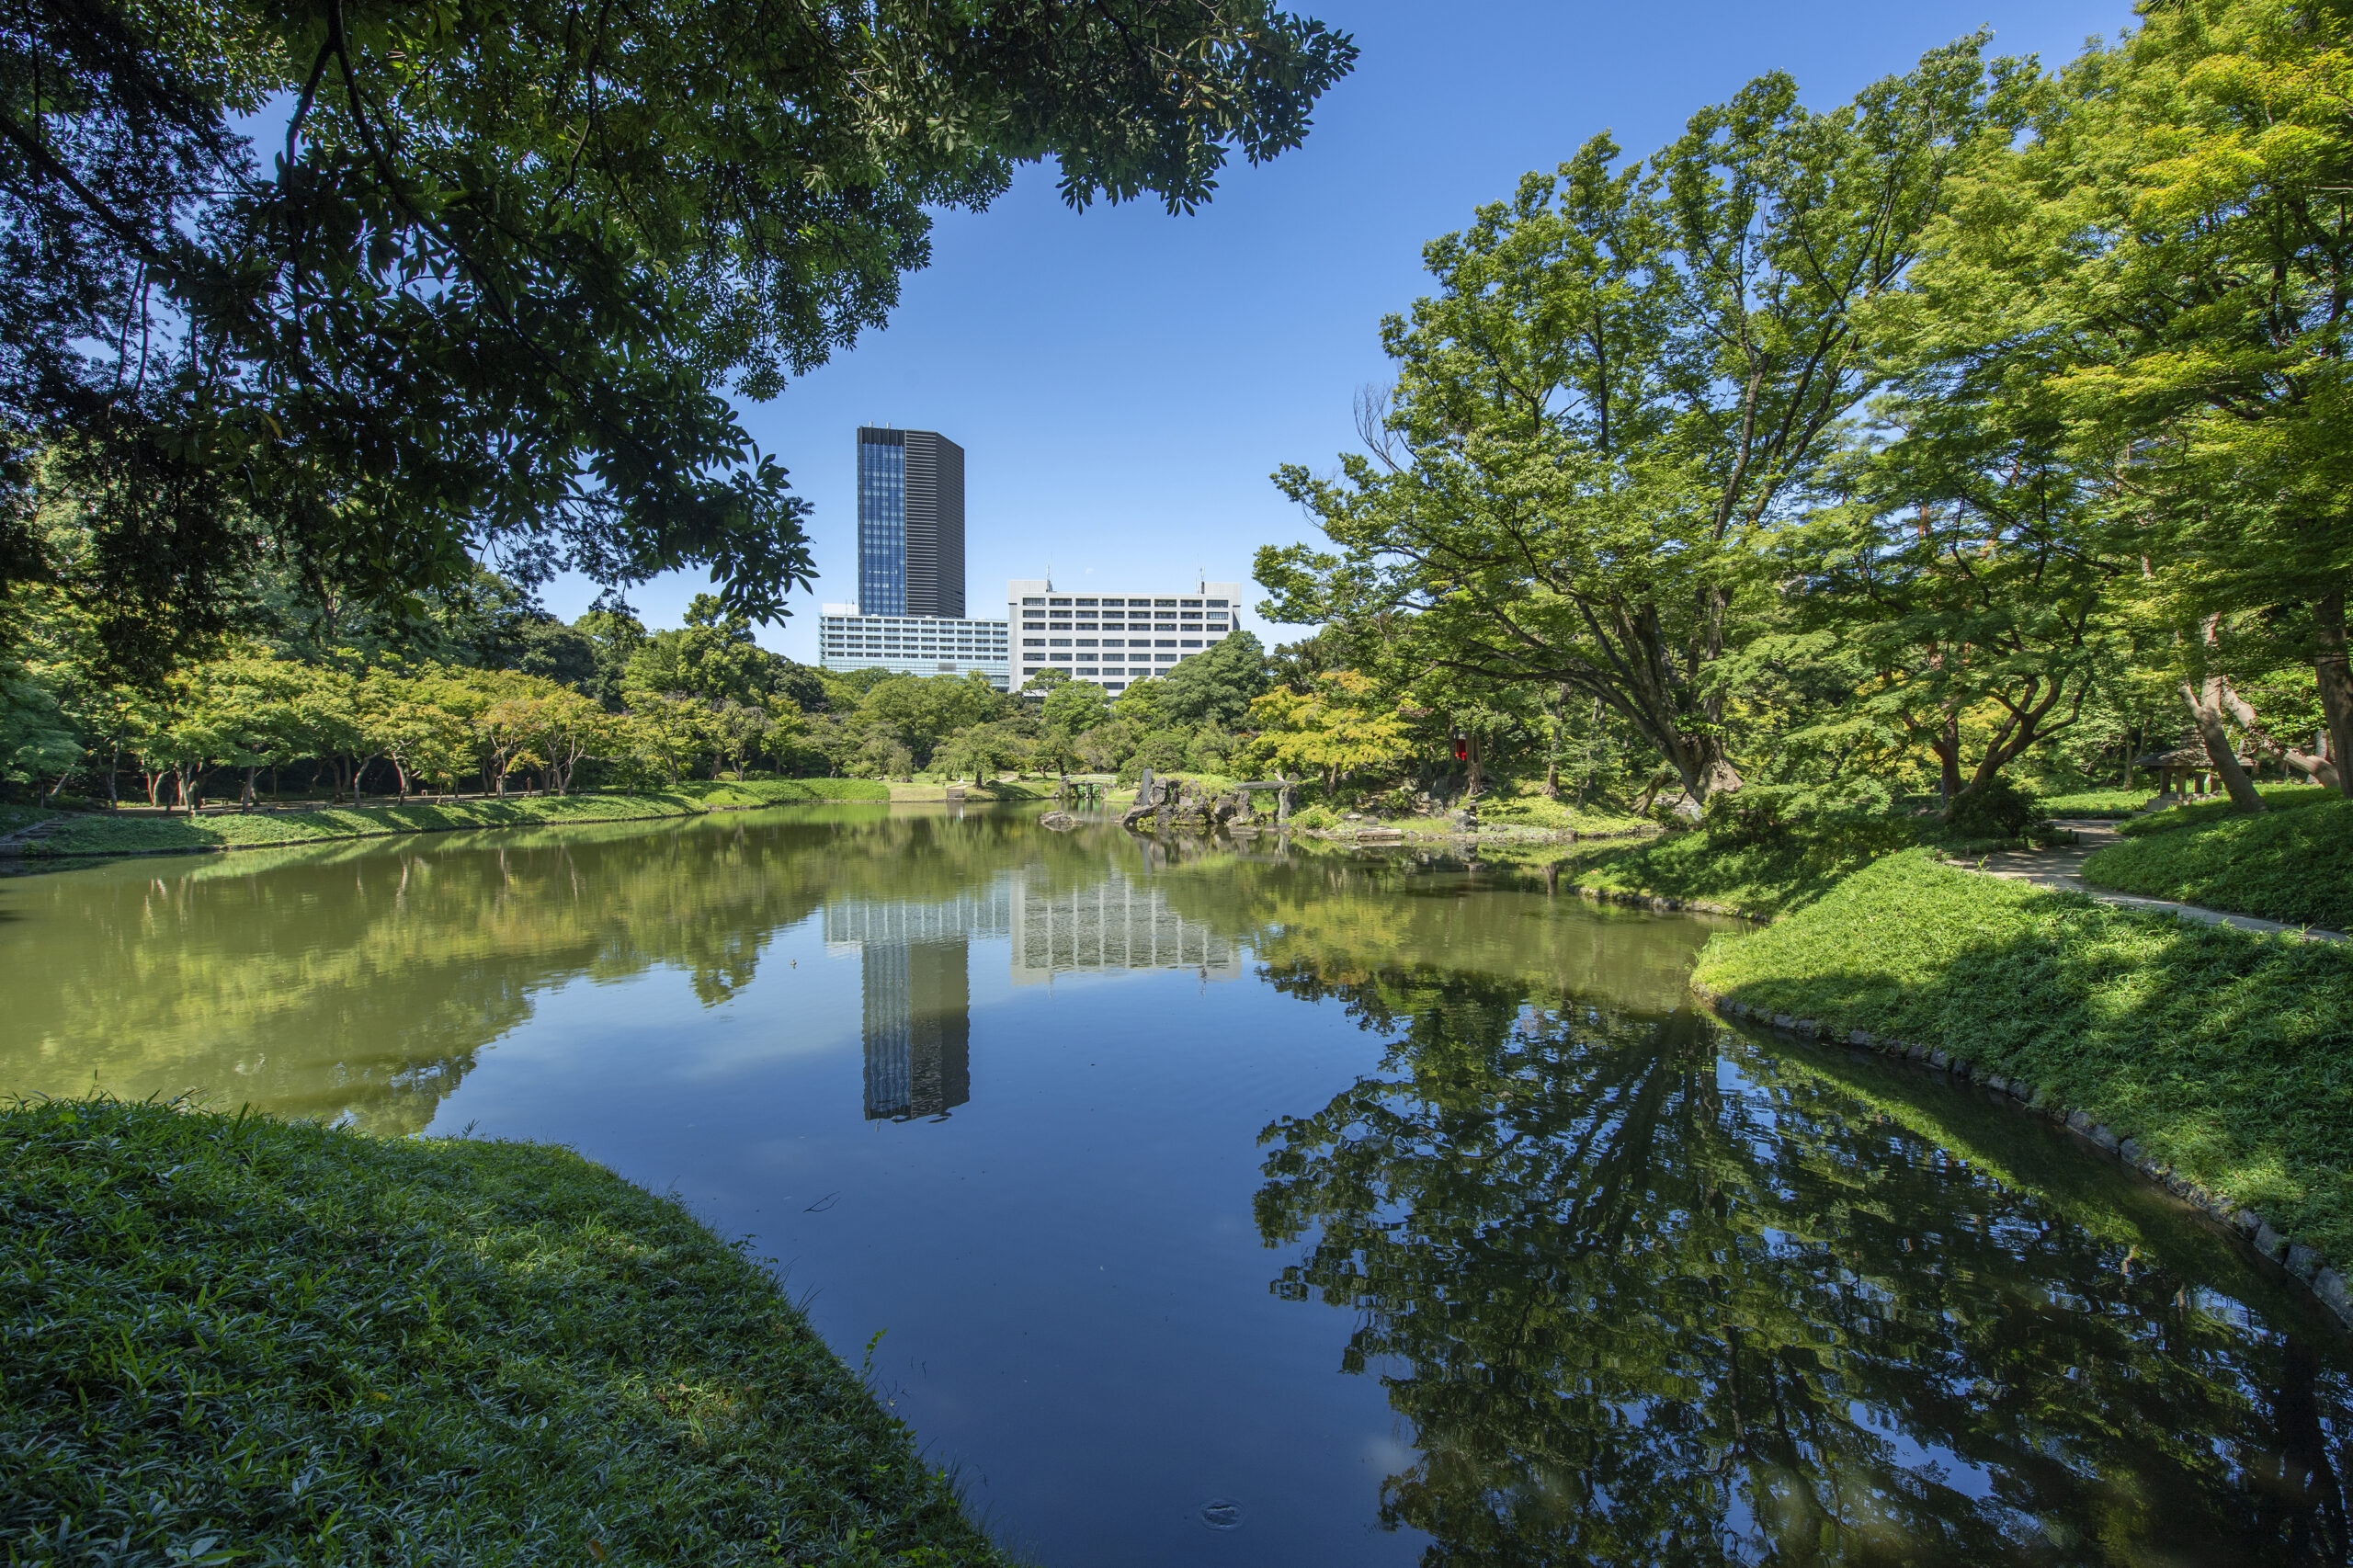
[815,604,1011,687]
[1006,578,1245,693]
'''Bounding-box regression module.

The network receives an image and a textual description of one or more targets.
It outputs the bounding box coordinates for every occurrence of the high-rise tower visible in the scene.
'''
[857,426,964,618]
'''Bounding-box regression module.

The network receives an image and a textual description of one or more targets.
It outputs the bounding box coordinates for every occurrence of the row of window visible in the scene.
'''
[1017,597,1228,608]
[1029,653,1178,665]
[1023,637,1198,648]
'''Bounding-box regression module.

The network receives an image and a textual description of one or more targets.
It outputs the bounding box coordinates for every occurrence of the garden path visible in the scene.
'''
[1969,819,2346,943]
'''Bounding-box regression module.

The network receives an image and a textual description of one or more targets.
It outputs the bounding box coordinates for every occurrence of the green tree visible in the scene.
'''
[1248,670,1414,791]
[5,2,1354,676]
[1904,0,2353,793]
[1155,631,1269,728]
[1263,41,2028,803]
[857,674,1010,769]
[1039,679,1112,741]
[1776,366,2127,808]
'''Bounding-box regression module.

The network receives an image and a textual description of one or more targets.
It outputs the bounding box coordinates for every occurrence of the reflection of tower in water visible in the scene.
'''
[824,888,1006,1123]
[858,939,972,1120]
[823,874,1234,1121]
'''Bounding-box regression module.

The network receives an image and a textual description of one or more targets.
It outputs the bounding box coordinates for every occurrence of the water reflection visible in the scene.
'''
[5,814,2351,1565]
[1256,965,2353,1566]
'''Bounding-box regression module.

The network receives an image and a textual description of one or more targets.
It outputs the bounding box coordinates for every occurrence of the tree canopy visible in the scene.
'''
[2,0,1354,676]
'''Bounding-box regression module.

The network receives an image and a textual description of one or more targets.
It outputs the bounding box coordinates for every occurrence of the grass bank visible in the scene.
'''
[2085,796,2353,931]
[1691,850,2353,1273]
[1553,826,1895,919]
[11,778,888,858]
[0,1098,1008,1566]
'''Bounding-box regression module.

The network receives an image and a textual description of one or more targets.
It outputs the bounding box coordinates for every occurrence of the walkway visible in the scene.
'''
[1971,818,2346,943]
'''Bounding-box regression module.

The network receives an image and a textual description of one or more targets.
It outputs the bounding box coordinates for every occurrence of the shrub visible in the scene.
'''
[1291,803,1338,831]
[1941,776,2045,840]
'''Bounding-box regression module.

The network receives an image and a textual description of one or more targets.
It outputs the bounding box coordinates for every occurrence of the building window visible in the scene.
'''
[1154,639,1176,647]
[1049,638,1071,647]
[1180,640,1201,648]
[1023,638,1044,647]
[1076,653,1097,663]
[1105,682,1126,691]
[1050,653,1072,662]
[1023,597,1045,606]
[1181,599,1202,608]
[1154,653,1176,662]
[1207,599,1228,608]
[1075,597,1097,606]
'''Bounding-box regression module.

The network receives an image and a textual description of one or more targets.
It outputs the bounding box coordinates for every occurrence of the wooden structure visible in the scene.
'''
[2132,744,2252,801]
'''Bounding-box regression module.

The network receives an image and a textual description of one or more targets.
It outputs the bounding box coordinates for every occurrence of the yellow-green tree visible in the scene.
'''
[1249,671,1414,791]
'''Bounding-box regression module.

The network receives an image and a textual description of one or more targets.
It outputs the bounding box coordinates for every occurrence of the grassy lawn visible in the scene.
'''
[2033,786,2158,817]
[2110,780,2336,837]
[1556,826,1897,919]
[0,1098,1009,1565]
[2085,795,2353,931]
[1691,850,2353,1271]
[17,779,888,858]
[1476,792,1652,835]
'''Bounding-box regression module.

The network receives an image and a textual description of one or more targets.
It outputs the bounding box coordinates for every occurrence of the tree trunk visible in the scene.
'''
[2217,682,2341,791]
[2314,587,2353,800]
[240,767,257,812]
[2180,676,2266,812]
[1935,713,1963,802]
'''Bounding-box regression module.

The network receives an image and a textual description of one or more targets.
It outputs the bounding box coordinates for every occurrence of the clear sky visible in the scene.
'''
[538,0,2135,659]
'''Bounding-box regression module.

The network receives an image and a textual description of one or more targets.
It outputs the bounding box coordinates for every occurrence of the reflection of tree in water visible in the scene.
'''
[1256,968,2353,1566]
[0,808,1134,1135]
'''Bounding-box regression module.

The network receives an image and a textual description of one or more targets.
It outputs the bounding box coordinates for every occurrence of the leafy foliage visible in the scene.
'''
[3,0,1355,675]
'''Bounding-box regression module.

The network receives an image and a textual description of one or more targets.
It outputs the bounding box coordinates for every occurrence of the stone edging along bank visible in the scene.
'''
[1689,981,2353,1335]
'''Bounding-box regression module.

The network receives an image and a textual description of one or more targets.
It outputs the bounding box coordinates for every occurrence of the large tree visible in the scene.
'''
[1904,0,2353,794]
[1261,40,2028,803]
[2,0,1354,676]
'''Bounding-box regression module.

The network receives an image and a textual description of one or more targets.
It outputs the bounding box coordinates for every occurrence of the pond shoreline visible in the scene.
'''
[0,781,892,862]
[2,1098,1012,1562]
[1684,847,2353,1336]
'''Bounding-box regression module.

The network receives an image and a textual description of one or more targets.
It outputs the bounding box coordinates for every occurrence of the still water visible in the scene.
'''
[3,805,2347,1565]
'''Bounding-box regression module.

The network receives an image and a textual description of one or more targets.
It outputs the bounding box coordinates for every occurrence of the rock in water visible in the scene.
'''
[1040,811,1076,831]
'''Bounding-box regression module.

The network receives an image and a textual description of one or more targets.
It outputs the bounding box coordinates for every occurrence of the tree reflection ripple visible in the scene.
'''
[1255,971,2352,1566]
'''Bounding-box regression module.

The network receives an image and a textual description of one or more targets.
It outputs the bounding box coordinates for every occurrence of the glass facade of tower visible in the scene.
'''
[857,433,908,618]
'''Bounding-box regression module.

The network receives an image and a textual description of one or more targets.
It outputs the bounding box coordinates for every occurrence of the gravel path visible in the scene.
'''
[1969,818,2346,943]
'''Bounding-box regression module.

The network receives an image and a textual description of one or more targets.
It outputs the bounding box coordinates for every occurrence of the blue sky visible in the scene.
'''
[539,0,2134,660]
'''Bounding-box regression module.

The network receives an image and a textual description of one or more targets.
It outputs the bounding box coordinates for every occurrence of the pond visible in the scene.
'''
[3,805,2347,1566]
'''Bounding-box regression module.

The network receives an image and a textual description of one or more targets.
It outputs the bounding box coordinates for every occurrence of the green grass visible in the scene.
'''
[2112,780,2336,837]
[1477,792,1651,835]
[19,780,888,858]
[0,801,56,835]
[2085,796,2353,931]
[2033,786,2160,817]
[685,778,891,804]
[1559,824,1904,919]
[1691,850,2353,1269]
[0,1098,1009,1565]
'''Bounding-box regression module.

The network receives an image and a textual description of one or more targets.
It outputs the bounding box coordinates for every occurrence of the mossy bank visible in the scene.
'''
[0,1099,1012,1566]
[5,778,890,861]
[1689,850,2353,1317]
